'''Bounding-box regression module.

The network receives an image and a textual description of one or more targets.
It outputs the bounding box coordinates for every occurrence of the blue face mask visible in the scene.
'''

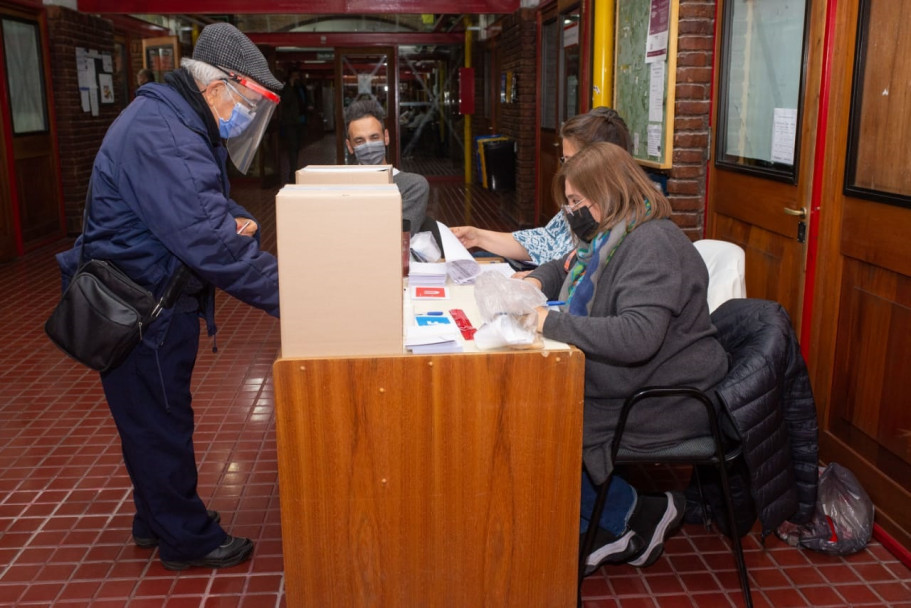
[218,103,254,139]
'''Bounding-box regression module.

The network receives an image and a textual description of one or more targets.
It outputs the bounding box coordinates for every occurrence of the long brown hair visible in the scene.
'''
[560,107,632,152]
[553,142,672,233]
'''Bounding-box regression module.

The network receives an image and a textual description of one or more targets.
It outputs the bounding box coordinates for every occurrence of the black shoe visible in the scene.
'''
[581,528,646,575]
[160,535,254,571]
[627,491,686,567]
[133,509,221,548]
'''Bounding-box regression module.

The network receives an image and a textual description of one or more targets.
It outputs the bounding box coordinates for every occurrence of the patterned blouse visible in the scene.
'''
[512,211,574,266]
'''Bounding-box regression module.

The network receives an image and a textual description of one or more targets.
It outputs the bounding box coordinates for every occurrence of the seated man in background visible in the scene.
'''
[344,97,428,234]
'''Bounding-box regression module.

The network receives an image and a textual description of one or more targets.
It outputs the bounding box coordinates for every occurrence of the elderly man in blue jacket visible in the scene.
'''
[56,23,281,571]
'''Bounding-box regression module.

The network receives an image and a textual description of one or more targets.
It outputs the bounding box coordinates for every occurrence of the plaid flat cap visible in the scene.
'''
[193,22,282,92]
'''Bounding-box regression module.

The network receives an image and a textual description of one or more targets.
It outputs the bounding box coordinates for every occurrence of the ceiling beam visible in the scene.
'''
[248,32,464,46]
[77,0,518,15]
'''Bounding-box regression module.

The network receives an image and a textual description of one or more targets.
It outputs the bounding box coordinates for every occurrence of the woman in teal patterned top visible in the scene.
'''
[450,107,632,266]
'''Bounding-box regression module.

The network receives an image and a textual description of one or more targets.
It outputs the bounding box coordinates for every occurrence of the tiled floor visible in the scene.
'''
[1,179,910,607]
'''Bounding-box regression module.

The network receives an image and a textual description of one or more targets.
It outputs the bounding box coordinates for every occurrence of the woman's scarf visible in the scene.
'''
[559,201,651,316]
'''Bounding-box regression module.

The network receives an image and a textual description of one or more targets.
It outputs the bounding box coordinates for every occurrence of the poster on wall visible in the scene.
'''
[142,36,180,83]
[98,73,114,104]
[646,0,671,63]
[75,47,113,115]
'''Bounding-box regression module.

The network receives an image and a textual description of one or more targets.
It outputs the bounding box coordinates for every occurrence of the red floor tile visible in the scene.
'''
[2,181,911,607]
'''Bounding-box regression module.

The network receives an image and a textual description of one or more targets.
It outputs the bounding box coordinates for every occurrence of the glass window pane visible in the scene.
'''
[2,18,48,135]
[560,12,580,123]
[716,0,807,180]
[844,0,911,207]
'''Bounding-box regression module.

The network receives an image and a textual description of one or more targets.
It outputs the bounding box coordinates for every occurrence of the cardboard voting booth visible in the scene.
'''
[295,164,393,185]
[276,177,403,357]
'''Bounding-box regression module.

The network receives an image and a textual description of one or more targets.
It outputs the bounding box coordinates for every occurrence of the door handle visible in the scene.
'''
[783,206,807,220]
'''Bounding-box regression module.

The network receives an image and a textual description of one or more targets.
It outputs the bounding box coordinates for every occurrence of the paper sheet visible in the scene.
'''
[437,222,481,284]
[771,107,797,165]
[648,61,666,123]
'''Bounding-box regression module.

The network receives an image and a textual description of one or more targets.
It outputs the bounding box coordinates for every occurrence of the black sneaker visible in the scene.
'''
[582,528,646,575]
[133,509,221,548]
[160,535,254,571]
[627,491,686,567]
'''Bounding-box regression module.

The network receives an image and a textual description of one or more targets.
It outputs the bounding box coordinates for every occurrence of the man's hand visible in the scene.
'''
[235,217,258,237]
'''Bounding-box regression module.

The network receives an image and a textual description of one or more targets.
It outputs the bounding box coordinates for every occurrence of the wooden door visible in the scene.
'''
[810,0,911,551]
[0,8,63,260]
[537,4,581,224]
[707,0,825,331]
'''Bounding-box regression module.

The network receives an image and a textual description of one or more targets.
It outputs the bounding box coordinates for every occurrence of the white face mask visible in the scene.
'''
[353,140,386,165]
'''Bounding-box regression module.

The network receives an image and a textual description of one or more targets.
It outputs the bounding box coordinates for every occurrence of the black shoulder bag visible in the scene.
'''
[45,183,189,373]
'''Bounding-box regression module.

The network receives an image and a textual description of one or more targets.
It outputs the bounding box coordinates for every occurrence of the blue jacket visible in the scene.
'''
[57,79,279,349]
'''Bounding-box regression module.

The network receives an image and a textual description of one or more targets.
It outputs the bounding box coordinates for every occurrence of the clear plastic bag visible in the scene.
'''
[410,231,441,262]
[776,462,874,555]
[472,271,547,350]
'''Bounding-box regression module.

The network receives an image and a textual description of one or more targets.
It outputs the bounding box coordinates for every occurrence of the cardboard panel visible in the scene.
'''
[276,184,403,356]
[295,164,393,185]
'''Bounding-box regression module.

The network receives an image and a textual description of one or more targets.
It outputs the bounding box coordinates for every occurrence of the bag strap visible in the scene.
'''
[80,176,190,317]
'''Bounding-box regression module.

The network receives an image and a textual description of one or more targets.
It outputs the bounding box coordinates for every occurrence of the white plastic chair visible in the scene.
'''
[693,239,746,313]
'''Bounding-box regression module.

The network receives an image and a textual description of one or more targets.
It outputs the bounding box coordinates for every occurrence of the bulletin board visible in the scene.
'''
[613,0,678,169]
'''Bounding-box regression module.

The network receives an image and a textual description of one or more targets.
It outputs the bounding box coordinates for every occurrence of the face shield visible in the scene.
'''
[217,68,280,174]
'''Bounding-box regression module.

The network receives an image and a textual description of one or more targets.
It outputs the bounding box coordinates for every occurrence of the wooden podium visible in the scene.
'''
[273,348,584,607]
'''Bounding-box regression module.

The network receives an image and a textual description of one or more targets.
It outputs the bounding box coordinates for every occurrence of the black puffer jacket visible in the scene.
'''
[711,299,819,539]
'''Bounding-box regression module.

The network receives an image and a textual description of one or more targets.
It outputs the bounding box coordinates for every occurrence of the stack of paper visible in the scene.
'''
[436,222,481,284]
[404,324,462,354]
[409,261,447,286]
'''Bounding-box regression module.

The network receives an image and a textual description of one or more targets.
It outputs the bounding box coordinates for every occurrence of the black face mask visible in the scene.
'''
[566,206,599,241]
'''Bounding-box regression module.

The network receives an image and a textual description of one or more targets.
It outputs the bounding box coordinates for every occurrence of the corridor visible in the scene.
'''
[0,180,909,607]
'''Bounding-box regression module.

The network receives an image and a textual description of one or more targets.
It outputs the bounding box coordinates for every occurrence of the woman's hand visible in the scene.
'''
[522,276,542,291]
[524,306,548,333]
[235,217,258,237]
[450,225,480,248]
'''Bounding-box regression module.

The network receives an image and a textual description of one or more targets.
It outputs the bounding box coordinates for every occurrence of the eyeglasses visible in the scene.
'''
[562,197,587,215]
[223,80,257,111]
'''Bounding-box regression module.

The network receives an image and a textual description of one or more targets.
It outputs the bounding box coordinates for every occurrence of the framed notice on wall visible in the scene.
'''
[142,36,179,84]
[613,0,678,169]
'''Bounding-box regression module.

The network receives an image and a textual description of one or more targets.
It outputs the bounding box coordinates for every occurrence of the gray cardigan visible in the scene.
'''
[529,219,728,484]
[393,170,429,234]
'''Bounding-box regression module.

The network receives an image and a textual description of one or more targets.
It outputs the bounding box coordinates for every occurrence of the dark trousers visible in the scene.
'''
[100,310,225,561]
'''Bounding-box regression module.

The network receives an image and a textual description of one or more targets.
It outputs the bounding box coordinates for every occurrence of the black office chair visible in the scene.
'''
[577,386,753,608]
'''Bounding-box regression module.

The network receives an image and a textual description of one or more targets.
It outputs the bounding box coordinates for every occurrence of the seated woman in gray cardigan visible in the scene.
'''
[524,142,729,572]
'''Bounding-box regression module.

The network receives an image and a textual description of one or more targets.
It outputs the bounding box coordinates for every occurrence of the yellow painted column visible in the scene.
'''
[464,17,474,184]
[591,0,616,108]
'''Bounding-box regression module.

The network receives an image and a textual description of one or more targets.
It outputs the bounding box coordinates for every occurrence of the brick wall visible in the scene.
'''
[46,6,123,233]
[670,0,715,239]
